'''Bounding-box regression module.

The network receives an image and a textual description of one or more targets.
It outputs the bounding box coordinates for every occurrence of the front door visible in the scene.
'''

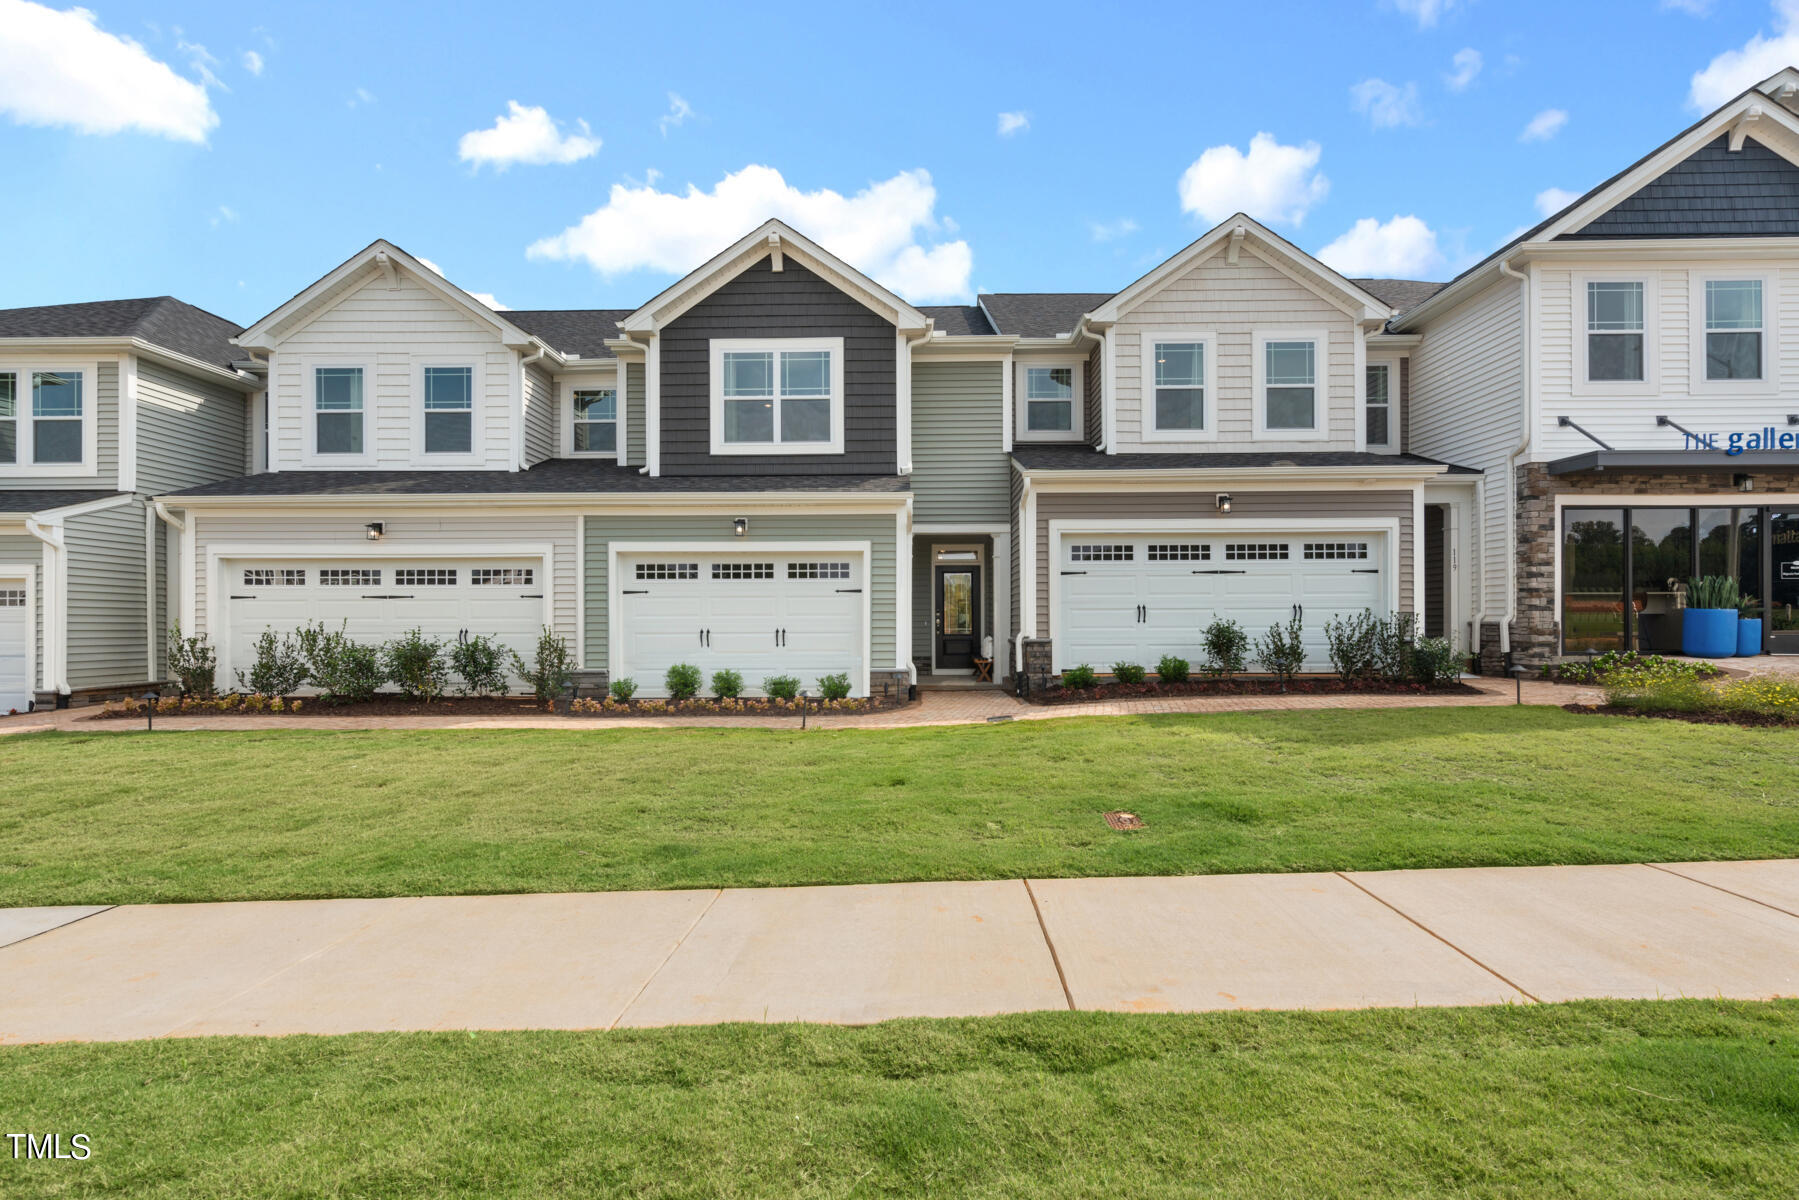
[1772,510,1799,654]
[934,565,981,671]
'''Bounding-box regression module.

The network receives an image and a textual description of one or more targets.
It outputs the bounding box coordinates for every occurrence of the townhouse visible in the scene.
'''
[5,68,1799,711]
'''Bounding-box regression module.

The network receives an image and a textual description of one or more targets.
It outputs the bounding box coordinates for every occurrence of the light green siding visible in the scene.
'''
[63,500,148,689]
[910,361,1008,525]
[0,534,44,693]
[136,361,250,493]
[624,362,645,466]
[583,512,899,670]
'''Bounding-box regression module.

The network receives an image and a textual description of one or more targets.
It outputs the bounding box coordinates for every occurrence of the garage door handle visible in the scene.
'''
[521,593,544,598]
[1351,569,1380,574]
[623,589,648,595]
[362,594,412,599]
[1192,570,1246,575]
[1060,570,1087,576]
[230,593,254,599]
[835,588,862,593]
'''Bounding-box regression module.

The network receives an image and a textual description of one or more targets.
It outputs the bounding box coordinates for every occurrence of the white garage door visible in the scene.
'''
[1057,533,1388,672]
[223,557,546,688]
[0,583,30,713]
[616,552,865,697]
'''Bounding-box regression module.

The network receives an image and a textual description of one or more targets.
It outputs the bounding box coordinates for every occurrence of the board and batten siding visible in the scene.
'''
[658,257,898,476]
[63,500,148,689]
[135,360,250,493]
[0,534,44,692]
[1030,489,1416,636]
[625,361,645,466]
[582,513,899,671]
[909,361,1009,525]
[523,362,556,466]
[1112,247,1358,452]
[1407,274,1523,620]
[268,272,517,470]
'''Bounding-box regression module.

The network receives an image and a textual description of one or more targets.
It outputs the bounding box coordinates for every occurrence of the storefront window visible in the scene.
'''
[1631,508,1691,653]
[1563,508,1626,653]
[1771,511,1799,654]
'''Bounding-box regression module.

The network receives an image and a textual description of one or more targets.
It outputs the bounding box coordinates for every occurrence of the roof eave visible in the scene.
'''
[0,336,260,390]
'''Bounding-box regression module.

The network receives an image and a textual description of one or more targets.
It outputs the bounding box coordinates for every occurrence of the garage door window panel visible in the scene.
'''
[423,367,474,455]
[1226,543,1290,561]
[314,367,365,456]
[713,562,775,580]
[474,568,536,585]
[320,568,380,586]
[396,569,457,586]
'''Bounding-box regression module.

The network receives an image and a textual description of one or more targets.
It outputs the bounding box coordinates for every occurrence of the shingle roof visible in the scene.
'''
[0,489,129,516]
[164,459,911,498]
[916,305,995,336]
[1351,278,1445,312]
[0,297,243,368]
[978,293,1114,338]
[506,309,632,359]
[1010,445,1480,474]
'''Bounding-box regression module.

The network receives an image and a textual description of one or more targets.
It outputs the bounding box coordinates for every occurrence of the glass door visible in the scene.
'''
[1772,510,1799,654]
[1562,508,1626,653]
[1630,508,1691,652]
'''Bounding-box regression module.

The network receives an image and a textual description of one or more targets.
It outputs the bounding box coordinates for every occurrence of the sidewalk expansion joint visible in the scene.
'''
[1334,872,1542,1004]
[1643,862,1799,920]
[1021,879,1076,1011]
[0,904,117,951]
[608,888,723,1030]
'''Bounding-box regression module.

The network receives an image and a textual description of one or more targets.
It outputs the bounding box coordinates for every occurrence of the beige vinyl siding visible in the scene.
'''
[135,360,250,493]
[583,512,899,672]
[1112,247,1358,452]
[269,271,516,470]
[63,500,148,689]
[910,361,1008,525]
[523,363,555,466]
[1408,275,1523,620]
[1030,489,1415,636]
[0,534,43,693]
[624,362,645,466]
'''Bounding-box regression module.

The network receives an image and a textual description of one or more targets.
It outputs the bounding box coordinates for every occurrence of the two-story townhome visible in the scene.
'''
[0,299,259,711]
[1399,68,1799,668]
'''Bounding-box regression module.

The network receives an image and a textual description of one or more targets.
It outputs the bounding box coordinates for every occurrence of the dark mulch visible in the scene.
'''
[1563,703,1799,729]
[94,694,906,720]
[1028,678,1480,705]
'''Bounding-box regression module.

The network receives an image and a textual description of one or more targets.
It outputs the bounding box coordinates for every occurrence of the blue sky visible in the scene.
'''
[0,0,1795,323]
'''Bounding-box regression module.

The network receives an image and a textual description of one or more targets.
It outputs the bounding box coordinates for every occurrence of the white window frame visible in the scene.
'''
[559,370,621,458]
[1573,274,1658,397]
[1690,271,1776,396]
[708,337,845,456]
[1014,356,1086,443]
[412,361,484,465]
[1364,358,1398,451]
[0,361,99,478]
[302,360,376,467]
[1139,331,1217,443]
[1252,330,1328,441]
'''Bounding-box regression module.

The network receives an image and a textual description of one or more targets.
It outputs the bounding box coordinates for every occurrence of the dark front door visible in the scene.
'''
[934,565,981,671]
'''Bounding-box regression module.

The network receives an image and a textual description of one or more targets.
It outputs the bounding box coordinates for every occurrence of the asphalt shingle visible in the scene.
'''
[0,298,243,368]
[165,460,910,498]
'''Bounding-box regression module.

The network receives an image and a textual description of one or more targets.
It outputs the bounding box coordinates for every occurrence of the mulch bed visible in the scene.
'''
[1562,703,1799,730]
[94,694,905,720]
[1027,678,1481,705]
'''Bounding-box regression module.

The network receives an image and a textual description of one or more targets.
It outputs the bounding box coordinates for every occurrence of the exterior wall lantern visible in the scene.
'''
[733,517,749,538]
[1215,493,1232,515]
[365,522,385,541]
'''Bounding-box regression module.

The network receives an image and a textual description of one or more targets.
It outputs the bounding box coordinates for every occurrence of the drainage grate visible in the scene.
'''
[1103,811,1145,831]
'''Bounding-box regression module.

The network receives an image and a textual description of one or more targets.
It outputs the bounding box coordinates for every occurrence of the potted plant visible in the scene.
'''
[1738,595,1764,658]
[1682,575,1740,659]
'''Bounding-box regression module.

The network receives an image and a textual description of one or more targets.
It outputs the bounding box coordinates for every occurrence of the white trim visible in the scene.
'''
[1020,477,1037,645]
[1364,357,1399,451]
[299,359,376,467]
[896,330,914,476]
[1252,330,1329,440]
[1138,331,1218,443]
[574,514,586,669]
[0,561,37,703]
[1689,270,1778,396]
[0,360,101,479]
[1573,273,1658,397]
[118,354,138,492]
[410,359,486,466]
[1014,355,1086,443]
[1412,484,1426,618]
[606,539,873,698]
[1100,329,1117,454]
[560,372,621,459]
[144,503,157,681]
[992,528,1012,675]
[896,505,913,678]
[1000,351,1015,451]
[708,337,846,456]
[30,492,134,520]
[645,334,661,476]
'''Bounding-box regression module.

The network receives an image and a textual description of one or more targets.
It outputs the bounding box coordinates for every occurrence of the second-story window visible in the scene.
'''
[315,366,364,455]
[1705,279,1762,381]
[710,338,843,455]
[0,373,14,464]
[423,366,474,454]
[1151,341,1207,433]
[1365,363,1393,448]
[1262,339,1317,431]
[1586,282,1645,382]
[1026,367,1075,432]
[573,388,617,453]
[31,371,83,464]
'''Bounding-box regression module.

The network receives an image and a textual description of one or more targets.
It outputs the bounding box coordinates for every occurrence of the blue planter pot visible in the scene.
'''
[1738,618,1764,657]
[1682,608,1738,658]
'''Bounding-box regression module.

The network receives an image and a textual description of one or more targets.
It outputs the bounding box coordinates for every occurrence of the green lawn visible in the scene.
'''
[1,708,1795,907]
[2,1001,1794,1197]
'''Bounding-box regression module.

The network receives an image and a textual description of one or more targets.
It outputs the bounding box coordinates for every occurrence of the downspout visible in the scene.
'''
[153,502,188,664]
[1496,259,1533,660]
[23,516,66,696]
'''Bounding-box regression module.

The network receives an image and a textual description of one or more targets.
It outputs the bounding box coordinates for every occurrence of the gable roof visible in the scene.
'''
[1351,278,1444,312]
[0,296,243,368]
[505,310,631,359]
[915,305,995,336]
[979,293,1114,337]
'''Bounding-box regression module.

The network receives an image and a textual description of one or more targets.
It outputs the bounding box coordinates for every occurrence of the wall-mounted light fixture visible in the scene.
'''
[732,517,749,538]
[365,522,385,541]
[1215,493,1232,514]
[1735,473,1755,493]
[1788,414,1798,426]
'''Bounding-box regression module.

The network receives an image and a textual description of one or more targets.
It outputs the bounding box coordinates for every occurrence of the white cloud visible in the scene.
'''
[1689,0,1799,110]
[1177,132,1329,227]
[1350,78,1423,128]
[348,87,374,108]
[459,102,600,169]
[413,256,508,310]
[242,49,263,76]
[527,164,975,302]
[208,204,236,227]
[0,0,217,142]
[1387,0,1461,28]
[1446,48,1483,91]
[1089,217,1139,242]
[1519,108,1568,142]
[658,92,694,136]
[1317,215,1448,277]
[997,111,1030,136]
[1534,186,1581,217]
[1663,0,1716,14]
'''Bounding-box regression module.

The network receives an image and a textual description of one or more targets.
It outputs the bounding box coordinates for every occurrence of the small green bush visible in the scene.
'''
[1156,654,1190,684]
[511,628,574,704]
[296,622,385,704]
[762,674,801,700]
[711,668,744,699]
[816,672,852,701]
[664,662,703,700]
[1323,610,1379,681]
[1111,662,1146,685]
[1253,613,1306,689]
[1061,664,1097,690]
[236,628,307,698]
[1373,612,1420,683]
[1603,668,1719,713]
[609,677,637,702]
[1201,619,1249,679]
[1410,636,1462,687]
[1542,651,1720,684]
[166,621,217,697]
[383,629,450,701]
[450,634,510,697]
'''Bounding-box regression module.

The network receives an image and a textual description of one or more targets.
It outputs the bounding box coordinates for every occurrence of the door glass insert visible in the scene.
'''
[1630,508,1691,653]
[1770,511,1799,653]
[1562,508,1625,653]
[941,572,973,635]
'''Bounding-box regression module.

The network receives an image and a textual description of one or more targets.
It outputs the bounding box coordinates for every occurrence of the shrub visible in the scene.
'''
[1253,612,1306,689]
[166,621,217,696]
[296,622,386,704]
[816,672,853,701]
[1112,662,1147,685]
[235,628,308,698]
[1323,610,1379,682]
[664,662,703,700]
[1371,612,1420,683]
[1718,676,1799,718]
[1410,636,1462,687]
[762,674,801,700]
[1061,664,1097,690]
[1201,619,1249,679]
[711,668,744,699]
[511,628,574,705]
[1603,666,1719,713]
[609,677,638,702]
[383,629,450,701]
[1543,650,1720,684]
[450,634,510,697]
[1156,654,1190,684]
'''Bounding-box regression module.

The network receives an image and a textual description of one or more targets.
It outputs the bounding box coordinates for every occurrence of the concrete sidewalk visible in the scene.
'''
[3,860,1796,1044]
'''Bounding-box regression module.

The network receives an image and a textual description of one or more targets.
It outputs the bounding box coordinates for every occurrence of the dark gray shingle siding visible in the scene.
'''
[1559,136,1799,239]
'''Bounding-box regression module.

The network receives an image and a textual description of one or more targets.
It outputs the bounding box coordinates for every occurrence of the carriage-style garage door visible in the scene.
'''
[615,551,866,697]
[0,582,29,713]
[1055,533,1389,672]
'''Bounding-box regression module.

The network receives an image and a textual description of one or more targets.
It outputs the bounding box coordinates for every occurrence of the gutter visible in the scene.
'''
[0,336,261,391]
[1494,258,1533,660]
[22,516,66,695]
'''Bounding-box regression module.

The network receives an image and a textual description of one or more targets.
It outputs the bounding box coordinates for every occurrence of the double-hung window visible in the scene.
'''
[1586,282,1645,382]
[0,372,14,465]
[1258,335,1320,434]
[422,366,473,455]
[0,366,92,472]
[31,372,84,464]
[573,388,617,454]
[1144,335,1213,439]
[710,338,843,454]
[1026,367,1074,432]
[1704,279,1762,381]
[1365,362,1394,448]
[314,366,365,455]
